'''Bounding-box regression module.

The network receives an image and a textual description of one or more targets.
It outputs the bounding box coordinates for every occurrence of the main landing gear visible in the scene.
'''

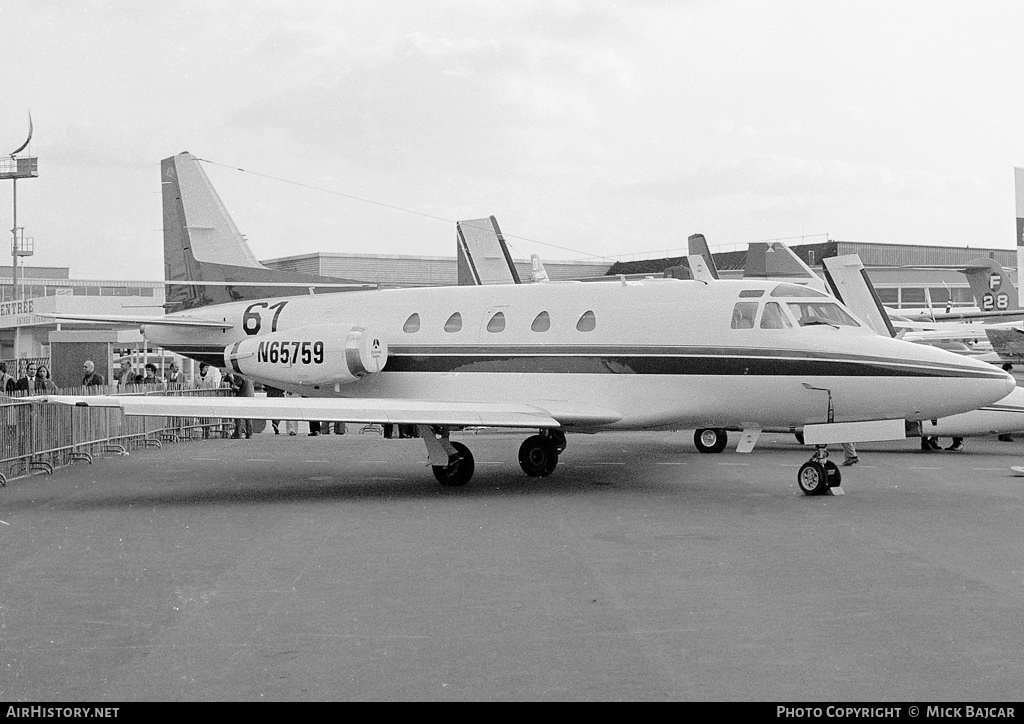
[419,426,567,487]
[518,430,566,477]
[694,428,728,454]
[797,445,842,496]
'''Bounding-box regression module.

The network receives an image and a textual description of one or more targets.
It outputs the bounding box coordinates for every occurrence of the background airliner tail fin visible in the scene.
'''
[961,257,1019,313]
[687,234,720,280]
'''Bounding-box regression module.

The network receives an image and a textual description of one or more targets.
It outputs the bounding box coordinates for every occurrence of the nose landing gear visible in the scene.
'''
[797,445,843,495]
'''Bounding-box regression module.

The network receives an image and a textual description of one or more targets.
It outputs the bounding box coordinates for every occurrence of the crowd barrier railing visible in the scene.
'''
[0,385,234,487]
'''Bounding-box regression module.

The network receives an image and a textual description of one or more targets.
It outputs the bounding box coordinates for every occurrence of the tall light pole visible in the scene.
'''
[2,112,37,361]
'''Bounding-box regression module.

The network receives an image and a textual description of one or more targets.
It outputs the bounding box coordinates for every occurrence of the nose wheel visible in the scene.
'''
[797,446,842,495]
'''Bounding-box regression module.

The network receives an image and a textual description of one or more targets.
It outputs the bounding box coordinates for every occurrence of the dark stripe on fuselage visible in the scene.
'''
[168,343,1003,379]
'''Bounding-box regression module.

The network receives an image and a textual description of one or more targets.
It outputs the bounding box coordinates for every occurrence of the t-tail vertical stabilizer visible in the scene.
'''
[162,152,372,310]
[456,216,521,285]
[822,254,897,337]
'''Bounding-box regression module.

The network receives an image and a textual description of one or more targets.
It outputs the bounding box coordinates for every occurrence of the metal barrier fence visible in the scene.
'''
[0,386,233,486]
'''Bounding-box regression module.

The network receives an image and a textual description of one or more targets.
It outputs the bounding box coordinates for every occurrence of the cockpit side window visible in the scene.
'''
[760,302,792,329]
[730,302,758,329]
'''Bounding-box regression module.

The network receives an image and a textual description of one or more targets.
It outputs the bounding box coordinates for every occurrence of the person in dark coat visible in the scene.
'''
[82,360,105,386]
[15,362,38,392]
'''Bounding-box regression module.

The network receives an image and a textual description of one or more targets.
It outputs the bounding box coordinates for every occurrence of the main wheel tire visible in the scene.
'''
[797,461,828,495]
[432,441,475,486]
[519,435,558,477]
[694,428,728,454]
[823,460,841,488]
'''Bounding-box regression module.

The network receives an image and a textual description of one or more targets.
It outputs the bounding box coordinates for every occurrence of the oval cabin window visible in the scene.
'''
[576,310,596,332]
[444,312,463,333]
[531,311,551,332]
[487,311,506,333]
[403,313,420,333]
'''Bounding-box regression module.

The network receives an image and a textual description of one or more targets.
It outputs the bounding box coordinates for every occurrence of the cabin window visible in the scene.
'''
[738,289,765,298]
[576,310,596,332]
[786,301,860,327]
[760,302,792,329]
[730,302,758,329]
[444,312,463,333]
[403,313,421,333]
[532,311,551,332]
[487,312,506,333]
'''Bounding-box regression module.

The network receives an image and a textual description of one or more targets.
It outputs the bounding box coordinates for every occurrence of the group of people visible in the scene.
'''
[0,361,57,394]
[116,360,186,388]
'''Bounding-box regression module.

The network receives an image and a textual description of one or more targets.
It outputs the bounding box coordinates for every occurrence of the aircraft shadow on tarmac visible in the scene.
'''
[4,462,693,511]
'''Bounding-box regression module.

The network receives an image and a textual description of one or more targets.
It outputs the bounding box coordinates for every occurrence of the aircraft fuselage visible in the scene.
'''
[144,277,1015,432]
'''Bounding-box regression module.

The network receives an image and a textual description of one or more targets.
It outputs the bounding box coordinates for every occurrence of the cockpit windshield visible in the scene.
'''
[785,301,860,328]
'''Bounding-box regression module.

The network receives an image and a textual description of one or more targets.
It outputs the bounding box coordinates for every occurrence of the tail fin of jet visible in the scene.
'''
[529,254,550,283]
[961,257,1019,313]
[822,254,897,337]
[687,234,719,280]
[743,241,827,294]
[162,152,371,309]
[1015,167,1024,300]
[456,216,521,285]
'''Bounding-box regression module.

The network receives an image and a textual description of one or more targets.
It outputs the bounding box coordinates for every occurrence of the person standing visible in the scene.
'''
[841,442,859,466]
[15,362,37,392]
[82,360,105,387]
[265,384,285,434]
[141,363,160,385]
[195,362,223,438]
[196,362,222,389]
[34,365,57,394]
[165,361,184,387]
[230,374,255,439]
[0,362,16,394]
[116,360,139,389]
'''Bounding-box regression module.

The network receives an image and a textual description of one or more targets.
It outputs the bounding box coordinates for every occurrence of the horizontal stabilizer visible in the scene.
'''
[985,328,1024,364]
[35,313,233,328]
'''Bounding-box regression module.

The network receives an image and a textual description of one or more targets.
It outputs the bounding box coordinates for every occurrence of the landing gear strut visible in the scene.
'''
[419,426,476,487]
[797,445,841,495]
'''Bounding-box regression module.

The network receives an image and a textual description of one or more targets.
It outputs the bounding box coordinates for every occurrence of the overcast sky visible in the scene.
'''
[1,0,1023,281]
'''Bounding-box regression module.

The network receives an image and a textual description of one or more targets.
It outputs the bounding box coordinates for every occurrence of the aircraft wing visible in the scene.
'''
[35,313,233,328]
[38,395,623,429]
[985,328,1024,364]
[896,309,1024,323]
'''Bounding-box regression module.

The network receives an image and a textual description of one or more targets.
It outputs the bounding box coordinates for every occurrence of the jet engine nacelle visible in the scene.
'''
[225,325,387,387]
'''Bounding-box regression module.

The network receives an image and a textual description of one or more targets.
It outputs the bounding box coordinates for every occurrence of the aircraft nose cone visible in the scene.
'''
[1001,368,1017,397]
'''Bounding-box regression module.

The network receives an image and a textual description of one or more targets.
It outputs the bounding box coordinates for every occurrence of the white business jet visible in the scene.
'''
[39,153,1016,496]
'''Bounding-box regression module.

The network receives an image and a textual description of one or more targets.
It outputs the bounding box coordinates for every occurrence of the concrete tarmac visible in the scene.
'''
[1,428,1022,702]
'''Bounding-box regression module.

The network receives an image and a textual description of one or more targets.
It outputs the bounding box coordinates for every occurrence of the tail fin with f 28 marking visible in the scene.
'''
[961,258,1019,314]
[162,152,373,310]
